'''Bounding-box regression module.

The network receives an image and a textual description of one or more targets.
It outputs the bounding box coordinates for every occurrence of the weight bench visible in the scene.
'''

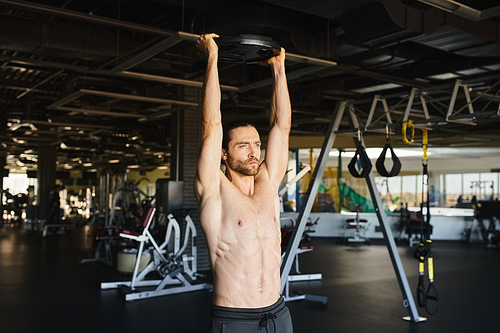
[344,212,370,245]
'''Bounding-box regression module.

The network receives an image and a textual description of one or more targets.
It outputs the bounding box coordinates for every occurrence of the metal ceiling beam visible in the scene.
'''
[0,54,240,92]
[78,89,198,107]
[54,107,144,118]
[118,71,240,92]
[47,88,196,118]
[239,65,329,93]
[0,55,106,74]
[138,106,186,123]
[47,90,86,110]
[380,0,500,43]
[0,0,176,37]
[416,0,500,22]
[108,32,199,74]
[48,88,197,111]
[16,69,65,99]
[27,120,114,130]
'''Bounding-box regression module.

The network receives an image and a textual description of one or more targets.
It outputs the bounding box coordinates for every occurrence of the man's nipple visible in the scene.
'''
[238,220,243,227]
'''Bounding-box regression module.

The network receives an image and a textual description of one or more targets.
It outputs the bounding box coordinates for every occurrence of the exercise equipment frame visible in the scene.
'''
[280,101,426,322]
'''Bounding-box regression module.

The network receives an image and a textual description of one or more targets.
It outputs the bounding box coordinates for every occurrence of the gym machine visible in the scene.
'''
[81,170,155,265]
[344,206,371,245]
[101,207,211,301]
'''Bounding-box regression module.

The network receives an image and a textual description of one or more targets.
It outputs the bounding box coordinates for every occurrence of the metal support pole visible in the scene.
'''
[403,88,418,122]
[280,101,347,292]
[338,149,343,212]
[349,111,425,323]
[295,149,301,211]
[105,172,110,228]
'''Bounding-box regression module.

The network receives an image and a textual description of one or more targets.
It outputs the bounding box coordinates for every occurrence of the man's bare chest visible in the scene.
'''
[219,183,279,235]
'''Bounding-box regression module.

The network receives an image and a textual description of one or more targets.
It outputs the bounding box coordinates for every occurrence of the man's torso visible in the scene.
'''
[199,165,282,308]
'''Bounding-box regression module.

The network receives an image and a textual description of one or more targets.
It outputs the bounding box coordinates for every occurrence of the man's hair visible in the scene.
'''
[222,120,257,151]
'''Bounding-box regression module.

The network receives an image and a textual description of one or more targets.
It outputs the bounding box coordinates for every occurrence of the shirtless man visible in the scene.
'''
[194,33,293,333]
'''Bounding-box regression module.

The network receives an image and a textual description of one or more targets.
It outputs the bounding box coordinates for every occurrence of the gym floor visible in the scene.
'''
[1,223,498,333]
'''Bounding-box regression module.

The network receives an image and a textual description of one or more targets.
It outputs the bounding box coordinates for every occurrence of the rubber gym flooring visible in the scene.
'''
[1,222,499,333]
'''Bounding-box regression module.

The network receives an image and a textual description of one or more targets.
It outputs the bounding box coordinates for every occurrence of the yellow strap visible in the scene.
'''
[422,129,428,161]
[419,261,425,273]
[402,120,414,144]
[428,257,434,281]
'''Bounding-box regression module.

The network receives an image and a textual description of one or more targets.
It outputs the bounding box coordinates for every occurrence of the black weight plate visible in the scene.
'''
[199,34,281,64]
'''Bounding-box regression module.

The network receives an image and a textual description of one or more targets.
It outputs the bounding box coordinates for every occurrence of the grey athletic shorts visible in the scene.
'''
[209,296,293,333]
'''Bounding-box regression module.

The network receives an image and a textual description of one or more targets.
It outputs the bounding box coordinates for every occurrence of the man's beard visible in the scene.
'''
[226,154,259,176]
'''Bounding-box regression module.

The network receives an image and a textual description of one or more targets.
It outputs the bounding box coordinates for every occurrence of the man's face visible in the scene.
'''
[222,126,261,176]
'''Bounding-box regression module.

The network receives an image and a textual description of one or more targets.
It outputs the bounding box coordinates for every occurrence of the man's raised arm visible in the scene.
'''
[194,33,222,201]
[261,49,292,188]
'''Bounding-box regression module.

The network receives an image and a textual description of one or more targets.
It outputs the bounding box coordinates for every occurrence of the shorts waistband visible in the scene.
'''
[211,297,285,321]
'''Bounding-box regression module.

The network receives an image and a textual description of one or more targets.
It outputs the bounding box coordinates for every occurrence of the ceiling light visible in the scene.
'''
[10,123,24,131]
[60,143,68,149]
[157,166,169,170]
[109,159,120,163]
[127,165,139,169]
[351,83,402,94]
[83,163,92,167]
[12,138,26,144]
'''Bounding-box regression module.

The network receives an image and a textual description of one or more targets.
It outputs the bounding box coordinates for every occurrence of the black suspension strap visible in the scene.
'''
[413,129,439,315]
[376,126,402,177]
[348,131,372,178]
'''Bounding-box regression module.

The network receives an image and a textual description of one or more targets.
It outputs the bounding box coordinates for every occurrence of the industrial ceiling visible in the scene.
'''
[1,0,500,173]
